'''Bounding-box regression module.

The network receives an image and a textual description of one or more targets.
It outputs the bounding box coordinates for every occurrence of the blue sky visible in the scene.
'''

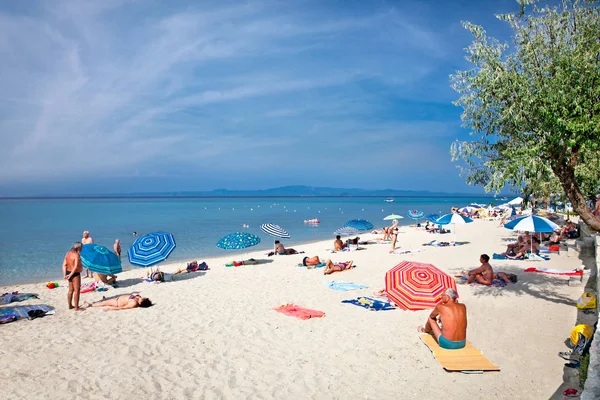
[0,0,518,196]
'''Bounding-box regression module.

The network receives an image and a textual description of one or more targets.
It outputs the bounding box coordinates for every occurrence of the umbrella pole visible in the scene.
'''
[454,224,456,245]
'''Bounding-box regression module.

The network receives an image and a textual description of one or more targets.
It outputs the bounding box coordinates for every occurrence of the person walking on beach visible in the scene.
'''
[113,239,121,257]
[62,242,85,311]
[419,288,466,349]
[81,231,94,278]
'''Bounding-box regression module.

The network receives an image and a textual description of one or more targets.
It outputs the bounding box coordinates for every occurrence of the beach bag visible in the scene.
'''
[576,292,597,310]
[569,324,594,355]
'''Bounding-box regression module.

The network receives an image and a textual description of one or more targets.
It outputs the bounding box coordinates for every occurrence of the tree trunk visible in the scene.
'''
[553,161,600,231]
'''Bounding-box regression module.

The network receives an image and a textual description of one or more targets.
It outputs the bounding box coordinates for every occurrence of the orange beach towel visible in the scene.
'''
[273,304,325,320]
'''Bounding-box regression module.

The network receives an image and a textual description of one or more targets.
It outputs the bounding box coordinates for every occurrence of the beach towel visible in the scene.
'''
[0,304,53,320]
[359,240,390,245]
[455,277,508,287]
[273,304,325,320]
[420,334,500,373]
[390,248,423,255]
[492,252,549,260]
[1,293,39,304]
[297,263,326,268]
[524,267,583,276]
[422,240,452,247]
[325,281,368,291]
[341,296,395,311]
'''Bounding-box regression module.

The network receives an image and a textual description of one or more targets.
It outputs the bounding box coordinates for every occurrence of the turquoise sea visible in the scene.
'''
[0,196,496,285]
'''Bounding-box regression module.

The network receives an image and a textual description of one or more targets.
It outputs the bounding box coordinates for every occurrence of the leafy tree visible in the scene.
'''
[450,0,600,230]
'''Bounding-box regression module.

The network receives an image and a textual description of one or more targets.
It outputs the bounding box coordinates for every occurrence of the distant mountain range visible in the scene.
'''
[97,185,498,198]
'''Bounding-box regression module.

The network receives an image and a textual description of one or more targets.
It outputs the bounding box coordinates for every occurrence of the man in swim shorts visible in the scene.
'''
[62,242,84,311]
[419,288,467,349]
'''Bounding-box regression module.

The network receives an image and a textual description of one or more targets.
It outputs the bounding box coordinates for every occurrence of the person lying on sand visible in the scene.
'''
[302,256,322,267]
[465,254,494,285]
[324,260,354,275]
[84,294,152,311]
[418,288,467,349]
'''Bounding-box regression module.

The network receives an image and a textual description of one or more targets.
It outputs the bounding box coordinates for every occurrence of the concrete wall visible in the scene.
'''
[581,235,600,400]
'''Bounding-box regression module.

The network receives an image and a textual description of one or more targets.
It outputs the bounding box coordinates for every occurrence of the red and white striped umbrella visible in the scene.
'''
[385,261,457,311]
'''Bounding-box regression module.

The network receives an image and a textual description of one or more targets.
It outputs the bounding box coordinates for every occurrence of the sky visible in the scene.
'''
[0,0,520,196]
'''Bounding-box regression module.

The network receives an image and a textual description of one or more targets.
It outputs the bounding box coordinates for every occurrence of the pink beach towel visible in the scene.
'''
[524,267,583,276]
[273,304,325,320]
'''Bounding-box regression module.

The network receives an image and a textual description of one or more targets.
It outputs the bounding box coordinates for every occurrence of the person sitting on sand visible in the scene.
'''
[346,237,360,246]
[323,259,354,275]
[84,294,152,311]
[94,272,117,285]
[274,240,298,255]
[334,236,346,251]
[302,256,322,267]
[465,254,494,285]
[504,236,525,255]
[418,288,467,349]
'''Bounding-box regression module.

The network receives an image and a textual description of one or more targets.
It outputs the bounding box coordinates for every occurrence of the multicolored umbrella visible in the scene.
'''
[385,261,457,311]
[343,219,374,231]
[80,244,122,275]
[128,232,176,267]
[217,232,261,250]
[260,224,290,239]
[384,214,403,220]
[333,227,361,237]
[407,209,424,219]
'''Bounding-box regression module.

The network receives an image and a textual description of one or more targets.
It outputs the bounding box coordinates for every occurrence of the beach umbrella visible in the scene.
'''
[503,215,559,233]
[128,231,176,267]
[407,209,424,220]
[385,260,457,311]
[426,213,441,223]
[508,197,524,206]
[383,214,403,220]
[217,232,261,250]
[260,223,290,239]
[458,206,476,214]
[343,219,374,231]
[333,227,361,237]
[80,244,122,275]
[435,213,473,244]
[469,203,486,208]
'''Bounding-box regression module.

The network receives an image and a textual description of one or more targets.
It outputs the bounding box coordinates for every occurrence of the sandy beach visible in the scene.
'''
[1,219,590,399]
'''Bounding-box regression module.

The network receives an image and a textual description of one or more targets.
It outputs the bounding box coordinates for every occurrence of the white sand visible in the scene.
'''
[1,220,587,399]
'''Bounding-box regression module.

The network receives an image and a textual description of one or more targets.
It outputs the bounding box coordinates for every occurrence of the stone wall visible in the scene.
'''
[581,234,599,400]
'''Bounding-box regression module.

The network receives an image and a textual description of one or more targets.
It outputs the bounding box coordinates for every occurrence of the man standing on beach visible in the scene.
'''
[62,242,85,311]
[114,239,121,257]
[419,288,466,349]
[81,231,93,278]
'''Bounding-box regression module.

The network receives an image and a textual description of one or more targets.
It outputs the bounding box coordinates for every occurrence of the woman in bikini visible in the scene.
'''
[84,294,152,311]
[324,259,354,275]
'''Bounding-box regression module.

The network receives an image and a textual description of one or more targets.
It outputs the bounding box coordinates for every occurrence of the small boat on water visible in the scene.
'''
[384,198,395,203]
[304,219,320,224]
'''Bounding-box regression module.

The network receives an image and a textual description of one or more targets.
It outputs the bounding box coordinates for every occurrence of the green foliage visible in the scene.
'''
[450,0,600,227]
[580,351,590,388]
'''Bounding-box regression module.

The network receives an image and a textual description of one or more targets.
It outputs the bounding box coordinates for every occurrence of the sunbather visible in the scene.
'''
[94,272,117,285]
[274,240,298,255]
[84,294,152,311]
[302,256,322,267]
[465,254,494,285]
[418,288,467,349]
[494,272,518,283]
[334,236,346,251]
[323,259,354,275]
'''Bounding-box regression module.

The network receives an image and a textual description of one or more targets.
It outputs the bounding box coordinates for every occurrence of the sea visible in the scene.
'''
[0,196,497,285]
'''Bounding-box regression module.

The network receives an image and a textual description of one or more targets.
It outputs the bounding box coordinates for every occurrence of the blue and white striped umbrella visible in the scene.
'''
[407,209,424,219]
[343,219,374,231]
[503,215,559,233]
[334,227,361,237]
[260,224,290,239]
[435,213,473,244]
[217,232,261,250]
[81,244,122,275]
[435,213,474,225]
[128,232,176,267]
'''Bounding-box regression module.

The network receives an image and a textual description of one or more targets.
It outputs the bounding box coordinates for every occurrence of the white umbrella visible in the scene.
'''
[384,214,404,220]
[508,197,524,206]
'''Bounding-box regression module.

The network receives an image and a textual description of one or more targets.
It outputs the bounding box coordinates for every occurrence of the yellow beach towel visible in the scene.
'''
[420,334,500,373]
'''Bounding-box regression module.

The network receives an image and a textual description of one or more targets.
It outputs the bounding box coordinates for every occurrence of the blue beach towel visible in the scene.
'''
[0,304,52,319]
[1,293,39,304]
[493,252,549,261]
[325,281,368,291]
[341,297,395,311]
[297,263,326,268]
